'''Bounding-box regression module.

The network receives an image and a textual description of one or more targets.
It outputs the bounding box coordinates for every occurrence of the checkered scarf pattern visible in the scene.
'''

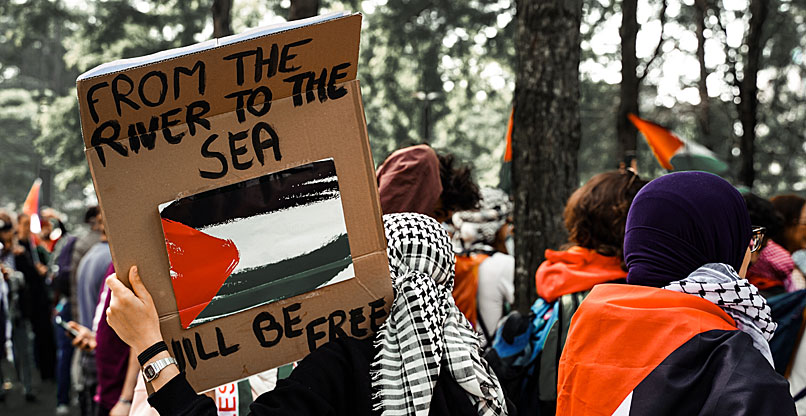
[452,188,511,254]
[663,263,777,366]
[372,213,508,416]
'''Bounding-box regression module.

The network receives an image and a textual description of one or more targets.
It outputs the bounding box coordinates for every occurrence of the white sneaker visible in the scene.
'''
[55,404,70,415]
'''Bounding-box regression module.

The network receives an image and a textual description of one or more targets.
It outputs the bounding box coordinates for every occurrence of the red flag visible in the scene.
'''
[628,114,683,170]
[22,178,42,235]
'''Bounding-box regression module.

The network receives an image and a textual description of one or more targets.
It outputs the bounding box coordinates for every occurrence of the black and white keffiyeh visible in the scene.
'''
[372,213,507,416]
[663,263,777,366]
[452,188,511,254]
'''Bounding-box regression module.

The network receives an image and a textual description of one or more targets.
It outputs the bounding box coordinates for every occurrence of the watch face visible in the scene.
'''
[145,366,156,378]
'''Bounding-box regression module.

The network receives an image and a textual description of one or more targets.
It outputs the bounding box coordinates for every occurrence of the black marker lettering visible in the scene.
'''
[126,116,159,154]
[228,129,252,170]
[223,49,257,86]
[138,70,168,107]
[305,316,327,352]
[369,298,388,333]
[171,339,186,372]
[86,82,109,123]
[160,107,185,144]
[111,73,140,116]
[282,303,303,339]
[195,332,219,360]
[246,86,272,117]
[328,310,348,342]
[199,134,227,179]
[224,89,251,123]
[185,100,211,136]
[253,312,283,348]
[90,120,124,167]
[216,327,239,356]
[349,307,368,337]
[254,44,279,82]
[327,62,351,100]
[174,60,205,99]
[279,38,313,72]
[283,72,309,107]
[182,337,198,370]
[251,122,281,165]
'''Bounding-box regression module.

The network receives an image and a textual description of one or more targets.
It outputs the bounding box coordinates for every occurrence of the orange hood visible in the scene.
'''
[535,246,627,302]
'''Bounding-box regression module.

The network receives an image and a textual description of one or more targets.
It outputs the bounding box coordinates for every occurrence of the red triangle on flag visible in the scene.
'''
[161,218,240,328]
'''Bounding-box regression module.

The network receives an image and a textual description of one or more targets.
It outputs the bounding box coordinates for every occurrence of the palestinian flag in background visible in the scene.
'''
[23,178,42,236]
[628,113,728,175]
[159,158,354,329]
[498,108,513,194]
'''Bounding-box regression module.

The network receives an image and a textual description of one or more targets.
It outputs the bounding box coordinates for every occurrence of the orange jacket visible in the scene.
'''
[453,253,489,326]
[535,246,626,302]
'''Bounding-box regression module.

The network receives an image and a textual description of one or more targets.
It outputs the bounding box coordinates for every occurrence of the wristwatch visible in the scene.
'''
[142,357,178,383]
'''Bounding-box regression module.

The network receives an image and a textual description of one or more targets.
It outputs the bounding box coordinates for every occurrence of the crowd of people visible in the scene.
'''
[1,143,806,415]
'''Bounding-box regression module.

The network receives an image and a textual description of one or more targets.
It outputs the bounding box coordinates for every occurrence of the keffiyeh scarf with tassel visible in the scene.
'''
[663,263,777,366]
[372,213,507,416]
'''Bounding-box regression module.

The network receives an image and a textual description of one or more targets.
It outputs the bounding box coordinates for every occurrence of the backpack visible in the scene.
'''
[484,291,589,416]
[484,297,559,415]
[767,289,806,375]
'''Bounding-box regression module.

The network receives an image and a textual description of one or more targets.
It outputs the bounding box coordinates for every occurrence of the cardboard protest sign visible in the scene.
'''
[76,12,393,392]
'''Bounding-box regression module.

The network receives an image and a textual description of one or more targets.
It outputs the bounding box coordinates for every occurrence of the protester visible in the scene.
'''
[452,187,514,341]
[0,211,37,401]
[68,263,138,416]
[743,193,790,298]
[70,206,103,319]
[376,144,480,222]
[556,171,795,415]
[16,212,57,382]
[73,220,112,416]
[770,194,806,291]
[527,169,646,412]
[105,213,509,415]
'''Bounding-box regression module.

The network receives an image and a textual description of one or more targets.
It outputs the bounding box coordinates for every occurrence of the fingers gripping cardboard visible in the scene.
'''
[76,13,393,392]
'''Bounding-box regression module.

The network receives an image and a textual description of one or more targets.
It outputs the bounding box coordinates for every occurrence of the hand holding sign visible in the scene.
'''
[106,266,163,354]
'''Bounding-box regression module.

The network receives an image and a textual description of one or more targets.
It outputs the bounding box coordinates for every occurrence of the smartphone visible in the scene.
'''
[55,316,80,338]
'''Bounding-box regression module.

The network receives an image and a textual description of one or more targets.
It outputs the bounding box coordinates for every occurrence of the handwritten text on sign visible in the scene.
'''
[169,297,387,372]
[84,38,351,179]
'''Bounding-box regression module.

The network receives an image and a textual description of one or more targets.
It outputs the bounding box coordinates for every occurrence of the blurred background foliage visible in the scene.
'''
[0,0,804,225]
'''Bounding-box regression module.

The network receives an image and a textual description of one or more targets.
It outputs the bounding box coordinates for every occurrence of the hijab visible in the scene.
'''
[376,145,442,218]
[372,213,507,416]
[624,171,751,287]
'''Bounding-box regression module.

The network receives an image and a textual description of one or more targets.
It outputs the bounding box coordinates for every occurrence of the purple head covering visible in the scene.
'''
[624,171,751,287]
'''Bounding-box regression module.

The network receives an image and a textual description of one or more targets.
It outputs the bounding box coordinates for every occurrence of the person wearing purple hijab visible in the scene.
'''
[556,172,795,415]
[624,171,751,287]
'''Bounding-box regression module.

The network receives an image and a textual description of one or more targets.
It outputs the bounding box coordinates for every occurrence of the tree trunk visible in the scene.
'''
[288,0,320,21]
[695,0,710,139]
[211,0,233,38]
[617,0,639,165]
[738,0,768,188]
[512,0,582,313]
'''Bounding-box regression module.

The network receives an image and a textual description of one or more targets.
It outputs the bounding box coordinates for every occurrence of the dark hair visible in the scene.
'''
[84,206,100,224]
[564,170,648,263]
[743,193,784,243]
[770,194,806,226]
[0,211,12,232]
[436,152,481,213]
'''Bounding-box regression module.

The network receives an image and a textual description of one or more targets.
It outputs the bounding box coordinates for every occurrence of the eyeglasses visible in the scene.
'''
[750,226,766,253]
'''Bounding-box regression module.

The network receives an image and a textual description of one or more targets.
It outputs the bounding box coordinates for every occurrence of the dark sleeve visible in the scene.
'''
[249,337,373,416]
[630,329,796,416]
[148,373,217,416]
[148,337,373,416]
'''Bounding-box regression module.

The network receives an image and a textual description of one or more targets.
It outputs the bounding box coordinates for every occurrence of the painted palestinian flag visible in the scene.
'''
[159,158,353,329]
